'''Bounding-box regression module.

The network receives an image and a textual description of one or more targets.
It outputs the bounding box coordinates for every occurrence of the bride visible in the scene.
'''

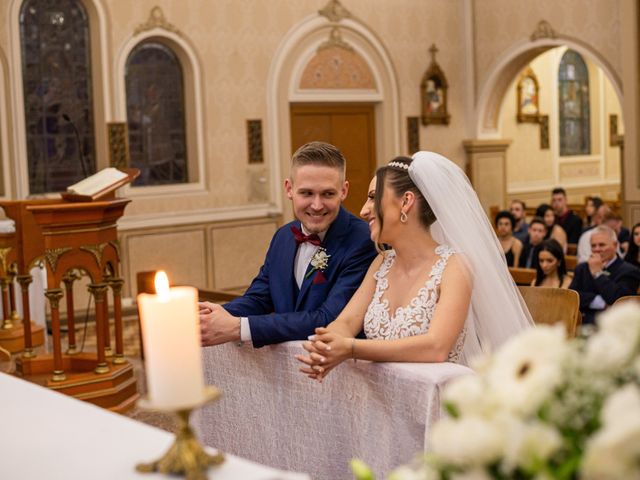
[297,152,533,380]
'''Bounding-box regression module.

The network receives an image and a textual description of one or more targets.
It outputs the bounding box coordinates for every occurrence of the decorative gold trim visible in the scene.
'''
[318,27,354,53]
[45,247,72,273]
[0,247,12,273]
[108,277,125,296]
[44,288,64,309]
[109,240,121,262]
[134,6,182,37]
[318,0,352,22]
[88,283,109,302]
[80,243,108,268]
[530,20,557,41]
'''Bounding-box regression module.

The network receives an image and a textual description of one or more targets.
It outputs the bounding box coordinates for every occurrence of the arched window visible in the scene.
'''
[125,41,187,186]
[20,0,97,194]
[558,50,590,156]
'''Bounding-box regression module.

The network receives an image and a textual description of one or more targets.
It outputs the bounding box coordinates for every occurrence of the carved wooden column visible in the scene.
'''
[62,270,79,355]
[88,283,109,374]
[1,277,13,330]
[109,278,125,364]
[462,139,511,214]
[8,264,19,324]
[44,288,65,381]
[16,274,35,358]
[102,281,112,357]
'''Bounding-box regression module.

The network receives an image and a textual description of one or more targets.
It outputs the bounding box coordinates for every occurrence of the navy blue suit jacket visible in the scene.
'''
[223,207,377,347]
[569,257,640,324]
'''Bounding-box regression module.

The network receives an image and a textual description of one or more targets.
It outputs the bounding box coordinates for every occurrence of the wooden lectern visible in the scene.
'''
[12,169,140,412]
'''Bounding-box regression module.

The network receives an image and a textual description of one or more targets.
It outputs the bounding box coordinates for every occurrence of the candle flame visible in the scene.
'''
[154,271,170,300]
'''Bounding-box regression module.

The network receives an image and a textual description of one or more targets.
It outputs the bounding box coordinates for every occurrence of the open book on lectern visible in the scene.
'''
[61,167,139,202]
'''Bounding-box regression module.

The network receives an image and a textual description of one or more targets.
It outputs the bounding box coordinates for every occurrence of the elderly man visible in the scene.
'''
[569,225,640,324]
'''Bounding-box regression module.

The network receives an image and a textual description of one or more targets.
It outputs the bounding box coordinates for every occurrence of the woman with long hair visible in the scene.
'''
[297,153,533,379]
[532,239,572,288]
[624,222,640,268]
[536,203,568,253]
[495,210,522,267]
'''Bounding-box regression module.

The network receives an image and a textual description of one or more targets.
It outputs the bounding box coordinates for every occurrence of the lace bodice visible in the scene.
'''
[363,245,466,363]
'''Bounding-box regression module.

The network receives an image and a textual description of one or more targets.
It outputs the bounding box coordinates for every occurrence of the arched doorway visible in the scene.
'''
[467,36,624,216]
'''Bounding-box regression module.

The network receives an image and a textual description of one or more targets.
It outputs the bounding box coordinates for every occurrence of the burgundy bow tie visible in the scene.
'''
[290,225,321,246]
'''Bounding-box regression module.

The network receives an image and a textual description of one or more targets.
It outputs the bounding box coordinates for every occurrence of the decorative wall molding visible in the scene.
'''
[318,0,352,23]
[530,20,558,42]
[318,27,353,52]
[134,6,182,37]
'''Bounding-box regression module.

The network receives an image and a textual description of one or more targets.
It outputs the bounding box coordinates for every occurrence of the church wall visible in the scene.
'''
[0,0,636,299]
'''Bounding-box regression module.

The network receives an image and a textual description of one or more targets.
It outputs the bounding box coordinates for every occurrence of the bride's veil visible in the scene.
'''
[409,151,533,364]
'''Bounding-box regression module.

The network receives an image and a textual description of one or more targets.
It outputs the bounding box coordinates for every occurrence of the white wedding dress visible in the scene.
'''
[363,245,466,363]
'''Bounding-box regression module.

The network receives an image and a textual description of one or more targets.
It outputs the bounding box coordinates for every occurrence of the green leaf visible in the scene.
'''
[350,459,375,480]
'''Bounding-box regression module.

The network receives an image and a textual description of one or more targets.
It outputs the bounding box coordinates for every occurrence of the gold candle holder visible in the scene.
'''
[136,386,225,479]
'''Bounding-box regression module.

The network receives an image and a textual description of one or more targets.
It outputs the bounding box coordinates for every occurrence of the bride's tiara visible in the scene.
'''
[388,161,410,170]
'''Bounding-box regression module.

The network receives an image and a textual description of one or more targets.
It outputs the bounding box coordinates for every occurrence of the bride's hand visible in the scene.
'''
[296,328,351,381]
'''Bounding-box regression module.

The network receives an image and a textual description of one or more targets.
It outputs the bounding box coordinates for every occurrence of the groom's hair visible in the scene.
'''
[290,142,346,180]
[374,156,436,246]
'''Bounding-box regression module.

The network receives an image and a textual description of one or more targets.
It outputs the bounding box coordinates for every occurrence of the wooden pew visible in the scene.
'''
[509,267,536,286]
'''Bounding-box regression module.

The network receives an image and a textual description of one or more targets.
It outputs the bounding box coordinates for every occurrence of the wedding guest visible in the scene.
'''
[297,153,533,380]
[495,210,522,267]
[623,223,640,268]
[551,187,583,243]
[519,217,548,269]
[584,196,603,230]
[536,203,568,253]
[602,211,630,255]
[199,141,377,348]
[510,200,529,244]
[577,203,609,263]
[569,226,640,324]
[532,239,572,289]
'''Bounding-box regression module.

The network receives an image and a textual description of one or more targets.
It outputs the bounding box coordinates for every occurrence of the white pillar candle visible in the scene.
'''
[137,271,204,408]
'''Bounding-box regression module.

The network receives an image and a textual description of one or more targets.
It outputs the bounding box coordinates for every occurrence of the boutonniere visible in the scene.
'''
[306,247,330,284]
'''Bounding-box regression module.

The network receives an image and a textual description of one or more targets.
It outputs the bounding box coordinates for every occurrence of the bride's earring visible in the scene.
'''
[400,211,408,223]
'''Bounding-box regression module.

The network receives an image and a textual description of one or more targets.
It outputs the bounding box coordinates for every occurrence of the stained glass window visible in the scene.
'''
[125,41,188,186]
[20,0,96,194]
[559,50,590,156]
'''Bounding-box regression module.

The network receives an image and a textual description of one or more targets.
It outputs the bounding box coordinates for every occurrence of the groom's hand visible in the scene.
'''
[198,301,240,346]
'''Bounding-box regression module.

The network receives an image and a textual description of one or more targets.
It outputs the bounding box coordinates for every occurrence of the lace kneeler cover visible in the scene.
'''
[363,245,466,362]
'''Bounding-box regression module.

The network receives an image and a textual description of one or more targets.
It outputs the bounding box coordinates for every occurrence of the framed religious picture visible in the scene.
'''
[517,67,540,123]
[421,44,450,126]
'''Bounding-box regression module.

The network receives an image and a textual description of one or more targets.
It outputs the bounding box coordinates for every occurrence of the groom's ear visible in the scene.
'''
[339,180,349,201]
[284,178,294,199]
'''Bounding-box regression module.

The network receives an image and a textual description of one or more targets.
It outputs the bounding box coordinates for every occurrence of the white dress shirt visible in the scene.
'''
[240,226,327,343]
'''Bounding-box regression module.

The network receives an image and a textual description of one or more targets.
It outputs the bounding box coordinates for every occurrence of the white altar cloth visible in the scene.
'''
[196,342,474,480]
[0,373,309,480]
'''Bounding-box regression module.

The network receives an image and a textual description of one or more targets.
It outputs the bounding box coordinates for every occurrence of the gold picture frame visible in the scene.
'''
[420,44,450,126]
[517,67,540,123]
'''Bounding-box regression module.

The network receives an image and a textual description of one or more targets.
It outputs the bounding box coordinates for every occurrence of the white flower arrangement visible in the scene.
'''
[351,302,640,480]
[305,247,330,279]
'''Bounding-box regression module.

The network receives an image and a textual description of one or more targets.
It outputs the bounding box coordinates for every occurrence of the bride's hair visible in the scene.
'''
[374,156,436,245]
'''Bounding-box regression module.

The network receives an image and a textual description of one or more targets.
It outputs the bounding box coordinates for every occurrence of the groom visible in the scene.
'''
[199,141,377,348]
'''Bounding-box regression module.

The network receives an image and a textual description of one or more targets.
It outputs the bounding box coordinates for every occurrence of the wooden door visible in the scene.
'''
[290,104,377,215]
